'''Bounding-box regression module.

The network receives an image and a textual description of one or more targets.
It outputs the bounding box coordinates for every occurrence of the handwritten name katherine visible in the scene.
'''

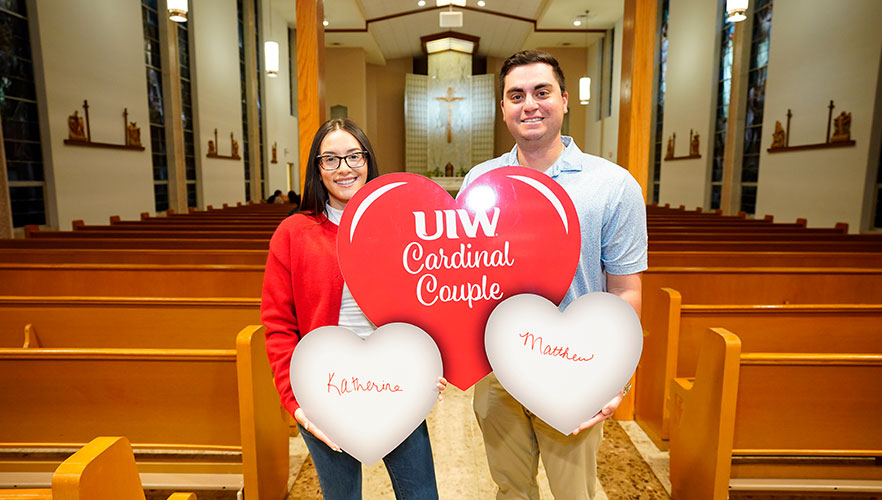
[519,331,595,363]
[327,372,403,396]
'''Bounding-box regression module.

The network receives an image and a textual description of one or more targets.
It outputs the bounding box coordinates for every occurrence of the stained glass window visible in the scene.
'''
[142,0,168,212]
[1,2,46,227]
[178,20,197,208]
[650,0,669,204]
[237,0,251,201]
[740,0,772,215]
[710,0,734,211]
[254,0,265,200]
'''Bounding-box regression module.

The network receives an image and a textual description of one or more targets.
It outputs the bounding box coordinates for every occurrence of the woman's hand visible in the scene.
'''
[436,376,448,402]
[294,408,342,452]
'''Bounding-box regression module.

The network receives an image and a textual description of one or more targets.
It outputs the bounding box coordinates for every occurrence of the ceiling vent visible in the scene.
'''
[439,11,463,28]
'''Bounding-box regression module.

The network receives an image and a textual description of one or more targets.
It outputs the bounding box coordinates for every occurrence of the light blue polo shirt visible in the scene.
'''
[459,136,648,309]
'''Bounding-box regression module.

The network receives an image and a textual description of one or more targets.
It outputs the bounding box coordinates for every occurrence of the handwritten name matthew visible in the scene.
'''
[519,331,595,363]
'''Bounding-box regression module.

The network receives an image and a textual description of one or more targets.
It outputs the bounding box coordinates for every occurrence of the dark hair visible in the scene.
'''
[498,50,566,98]
[300,119,380,217]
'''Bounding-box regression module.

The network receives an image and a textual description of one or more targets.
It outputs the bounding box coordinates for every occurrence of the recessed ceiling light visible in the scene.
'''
[573,19,581,26]
[323,19,329,26]
[418,0,426,5]
[477,0,485,6]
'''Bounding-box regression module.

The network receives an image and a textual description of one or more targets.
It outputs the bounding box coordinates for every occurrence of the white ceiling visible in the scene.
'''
[317,0,624,65]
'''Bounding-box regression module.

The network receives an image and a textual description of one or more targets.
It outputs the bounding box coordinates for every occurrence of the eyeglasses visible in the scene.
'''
[316,151,369,171]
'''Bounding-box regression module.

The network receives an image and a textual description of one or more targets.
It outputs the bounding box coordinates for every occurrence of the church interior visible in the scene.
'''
[1,0,881,499]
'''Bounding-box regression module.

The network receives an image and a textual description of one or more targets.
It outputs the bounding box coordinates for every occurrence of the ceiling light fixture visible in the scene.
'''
[436,0,466,6]
[167,0,188,22]
[573,19,582,26]
[418,0,426,5]
[323,19,329,26]
[477,0,485,6]
[726,0,748,22]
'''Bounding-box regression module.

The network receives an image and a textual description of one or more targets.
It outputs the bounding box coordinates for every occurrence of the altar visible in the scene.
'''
[404,32,495,181]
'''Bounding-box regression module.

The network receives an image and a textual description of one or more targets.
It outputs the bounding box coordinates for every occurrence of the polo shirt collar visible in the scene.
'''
[505,136,584,178]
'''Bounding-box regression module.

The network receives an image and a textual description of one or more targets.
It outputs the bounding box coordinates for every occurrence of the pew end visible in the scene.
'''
[51,436,197,500]
[669,327,741,500]
[235,325,289,500]
[635,287,681,448]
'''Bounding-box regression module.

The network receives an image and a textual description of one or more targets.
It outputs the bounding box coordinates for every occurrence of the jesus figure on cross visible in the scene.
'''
[436,87,465,144]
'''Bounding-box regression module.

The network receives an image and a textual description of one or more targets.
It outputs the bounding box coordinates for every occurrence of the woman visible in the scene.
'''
[261,119,443,500]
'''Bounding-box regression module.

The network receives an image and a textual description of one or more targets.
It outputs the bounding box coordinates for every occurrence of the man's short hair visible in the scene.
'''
[498,50,566,98]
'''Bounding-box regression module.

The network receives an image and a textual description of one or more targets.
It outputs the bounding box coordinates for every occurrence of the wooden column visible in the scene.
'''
[296,0,326,193]
[720,19,751,215]
[0,121,13,238]
[159,1,188,212]
[615,0,656,420]
[617,0,657,200]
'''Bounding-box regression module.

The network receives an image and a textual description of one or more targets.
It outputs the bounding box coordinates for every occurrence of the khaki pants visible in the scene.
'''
[473,373,604,500]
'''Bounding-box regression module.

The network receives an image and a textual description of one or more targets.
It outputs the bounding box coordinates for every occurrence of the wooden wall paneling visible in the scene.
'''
[296,0,326,193]
[617,0,657,200]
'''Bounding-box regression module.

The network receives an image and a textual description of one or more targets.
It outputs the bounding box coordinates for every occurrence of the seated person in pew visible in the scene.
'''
[261,118,447,500]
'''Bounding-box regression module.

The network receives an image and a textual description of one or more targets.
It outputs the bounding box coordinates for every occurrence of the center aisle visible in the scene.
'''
[286,384,670,499]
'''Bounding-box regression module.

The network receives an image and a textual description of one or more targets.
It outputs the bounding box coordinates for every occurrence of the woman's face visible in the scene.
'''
[318,129,368,210]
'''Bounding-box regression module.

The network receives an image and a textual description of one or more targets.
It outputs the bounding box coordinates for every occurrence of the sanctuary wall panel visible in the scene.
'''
[33,0,154,229]
[755,0,882,231]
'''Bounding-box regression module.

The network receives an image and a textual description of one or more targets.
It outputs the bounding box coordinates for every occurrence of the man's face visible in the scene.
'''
[500,62,569,146]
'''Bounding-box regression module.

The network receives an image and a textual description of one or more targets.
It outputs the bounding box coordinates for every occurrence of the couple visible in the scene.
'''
[260,50,648,500]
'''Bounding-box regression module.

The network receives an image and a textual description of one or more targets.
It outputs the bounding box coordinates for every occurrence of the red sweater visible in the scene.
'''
[261,213,344,416]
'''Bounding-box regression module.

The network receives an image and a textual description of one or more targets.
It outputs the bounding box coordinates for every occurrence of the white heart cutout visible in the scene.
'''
[289,323,443,464]
[485,293,643,435]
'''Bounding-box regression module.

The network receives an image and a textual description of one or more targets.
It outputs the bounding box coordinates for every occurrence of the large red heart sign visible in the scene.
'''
[338,168,580,389]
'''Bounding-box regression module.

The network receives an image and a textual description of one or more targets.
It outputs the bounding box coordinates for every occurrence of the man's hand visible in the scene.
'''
[294,407,341,452]
[571,390,624,435]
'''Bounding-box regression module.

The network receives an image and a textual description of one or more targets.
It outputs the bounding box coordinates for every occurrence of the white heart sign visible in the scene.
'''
[289,323,443,465]
[485,293,643,435]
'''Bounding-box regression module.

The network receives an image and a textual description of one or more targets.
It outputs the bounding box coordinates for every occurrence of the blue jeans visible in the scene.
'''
[298,421,439,500]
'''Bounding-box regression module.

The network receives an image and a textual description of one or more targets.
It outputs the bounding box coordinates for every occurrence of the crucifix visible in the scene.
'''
[436,87,464,143]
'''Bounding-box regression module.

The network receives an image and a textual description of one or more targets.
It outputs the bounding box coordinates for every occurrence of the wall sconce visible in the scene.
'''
[265,41,279,78]
[726,0,748,23]
[579,77,590,105]
[167,0,188,22]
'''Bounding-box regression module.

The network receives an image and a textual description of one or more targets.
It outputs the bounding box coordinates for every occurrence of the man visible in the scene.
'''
[459,50,647,499]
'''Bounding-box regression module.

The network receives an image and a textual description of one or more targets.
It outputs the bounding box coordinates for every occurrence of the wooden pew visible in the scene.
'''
[0,437,196,500]
[649,240,882,252]
[0,238,269,250]
[649,250,882,267]
[0,264,264,298]
[0,297,259,349]
[27,230,273,240]
[635,287,882,447]
[0,248,267,265]
[643,266,882,304]
[0,326,288,498]
[669,328,882,499]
